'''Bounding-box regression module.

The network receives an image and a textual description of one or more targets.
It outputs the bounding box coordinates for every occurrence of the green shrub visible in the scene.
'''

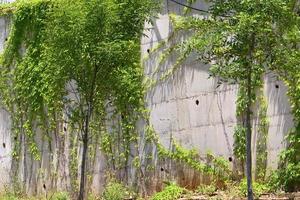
[238,179,270,197]
[150,183,186,200]
[102,181,129,200]
[0,191,70,200]
[196,184,216,196]
[88,193,101,200]
[207,151,231,185]
[0,193,18,200]
[267,130,300,192]
[50,192,70,200]
[0,187,24,200]
[269,163,300,192]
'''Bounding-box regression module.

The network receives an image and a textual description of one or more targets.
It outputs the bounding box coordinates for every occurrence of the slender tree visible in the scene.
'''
[0,0,158,199]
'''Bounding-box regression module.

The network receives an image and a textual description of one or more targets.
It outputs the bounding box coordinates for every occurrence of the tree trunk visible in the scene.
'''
[246,66,254,200]
[78,113,90,200]
[78,65,98,200]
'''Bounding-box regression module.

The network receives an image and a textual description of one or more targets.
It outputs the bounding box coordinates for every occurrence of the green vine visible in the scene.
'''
[145,125,231,186]
[256,91,269,181]
[233,76,266,176]
[272,44,300,191]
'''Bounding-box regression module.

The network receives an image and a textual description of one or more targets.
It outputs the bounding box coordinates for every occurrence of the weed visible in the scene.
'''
[150,183,186,200]
[196,185,217,196]
[238,178,270,198]
[102,181,130,200]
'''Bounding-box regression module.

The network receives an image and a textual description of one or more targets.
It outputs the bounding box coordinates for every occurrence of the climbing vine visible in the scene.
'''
[271,30,300,191]
[256,91,269,181]
[233,75,269,180]
[145,124,231,186]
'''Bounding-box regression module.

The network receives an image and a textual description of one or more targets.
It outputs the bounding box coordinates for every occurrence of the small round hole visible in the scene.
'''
[14,137,17,141]
[2,143,5,148]
[63,127,67,131]
[5,38,7,41]
[43,184,46,190]
[160,167,164,172]
[147,49,150,54]
[275,84,279,89]
[195,100,199,106]
[228,157,233,162]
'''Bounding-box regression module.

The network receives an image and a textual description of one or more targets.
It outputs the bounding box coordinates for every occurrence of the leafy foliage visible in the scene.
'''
[233,125,246,163]
[238,179,270,198]
[146,125,231,185]
[50,192,70,200]
[256,93,269,181]
[101,181,129,200]
[150,183,186,200]
[272,136,300,191]
[196,184,216,196]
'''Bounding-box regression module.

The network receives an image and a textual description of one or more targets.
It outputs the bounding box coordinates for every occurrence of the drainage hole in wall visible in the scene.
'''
[275,84,279,89]
[228,157,233,162]
[195,100,199,106]
[2,143,5,148]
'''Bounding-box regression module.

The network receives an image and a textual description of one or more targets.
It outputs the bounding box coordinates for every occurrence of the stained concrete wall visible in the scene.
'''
[0,16,12,191]
[0,109,12,190]
[142,0,293,172]
[0,0,295,195]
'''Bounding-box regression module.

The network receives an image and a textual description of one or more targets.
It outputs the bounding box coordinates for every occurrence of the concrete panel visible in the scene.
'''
[170,122,235,158]
[184,63,217,96]
[0,17,10,53]
[150,101,179,134]
[0,109,11,190]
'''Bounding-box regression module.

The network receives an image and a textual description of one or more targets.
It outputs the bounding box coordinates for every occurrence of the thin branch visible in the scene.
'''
[169,0,210,14]
[168,0,230,17]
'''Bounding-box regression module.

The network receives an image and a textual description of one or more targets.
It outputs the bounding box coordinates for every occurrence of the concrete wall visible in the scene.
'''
[142,0,293,175]
[0,0,295,195]
[0,16,12,191]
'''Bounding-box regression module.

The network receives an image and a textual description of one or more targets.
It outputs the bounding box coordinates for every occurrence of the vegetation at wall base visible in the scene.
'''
[149,183,186,200]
